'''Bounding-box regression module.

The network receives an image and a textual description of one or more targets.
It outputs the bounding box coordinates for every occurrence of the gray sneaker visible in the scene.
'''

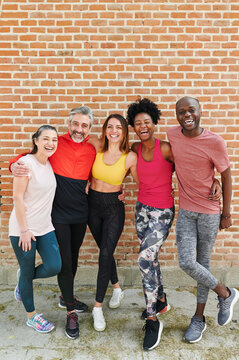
[217,287,239,326]
[184,315,207,343]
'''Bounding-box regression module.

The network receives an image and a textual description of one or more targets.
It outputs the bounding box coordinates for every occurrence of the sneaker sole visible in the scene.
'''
[26,322,55,333]
[184,323,207,343]
[58,303,87,313]
[219,288,239,326]
[65,330,79,340]
[109,293,124,309]
[143,321,164,351]
[93,323,106,332]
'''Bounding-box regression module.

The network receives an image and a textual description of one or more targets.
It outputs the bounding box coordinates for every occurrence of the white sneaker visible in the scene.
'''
[109,288,124,309]
[92,307,106,332]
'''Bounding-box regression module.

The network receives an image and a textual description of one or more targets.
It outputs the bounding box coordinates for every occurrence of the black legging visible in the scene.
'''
[88,189,125,303]
[53,222,87,311]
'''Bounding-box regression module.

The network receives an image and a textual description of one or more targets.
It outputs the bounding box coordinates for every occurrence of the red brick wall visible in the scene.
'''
[1,0,239,268]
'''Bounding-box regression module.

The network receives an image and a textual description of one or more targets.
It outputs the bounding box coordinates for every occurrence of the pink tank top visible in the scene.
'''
[137,139,174,209]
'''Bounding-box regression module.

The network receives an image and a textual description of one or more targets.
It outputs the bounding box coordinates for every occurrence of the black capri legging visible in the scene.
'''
[88,189,125,303]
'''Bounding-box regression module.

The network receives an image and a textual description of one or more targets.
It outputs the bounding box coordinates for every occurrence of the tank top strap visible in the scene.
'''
[154,138,161,161]
[138,139,161,162]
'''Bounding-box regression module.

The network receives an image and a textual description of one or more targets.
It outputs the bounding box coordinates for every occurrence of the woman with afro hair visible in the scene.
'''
[127,98,174,351]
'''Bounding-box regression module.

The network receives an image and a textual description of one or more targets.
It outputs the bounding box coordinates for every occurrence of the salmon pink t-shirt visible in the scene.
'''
[167,126,230,214]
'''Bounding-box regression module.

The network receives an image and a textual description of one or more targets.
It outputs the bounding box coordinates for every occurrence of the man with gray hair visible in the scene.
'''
[10,106,96,340]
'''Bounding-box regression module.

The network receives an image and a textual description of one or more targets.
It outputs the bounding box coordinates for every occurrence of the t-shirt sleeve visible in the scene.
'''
[211,136,230,173]
[8,152,30,172]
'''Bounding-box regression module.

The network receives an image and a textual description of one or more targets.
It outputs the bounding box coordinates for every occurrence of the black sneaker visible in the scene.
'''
[143,319,163,351]
[141,294,171,320]
[59,296,88,313]
[65,312,79,340]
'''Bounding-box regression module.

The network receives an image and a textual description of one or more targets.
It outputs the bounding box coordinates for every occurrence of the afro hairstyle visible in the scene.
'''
[127,98,161,127]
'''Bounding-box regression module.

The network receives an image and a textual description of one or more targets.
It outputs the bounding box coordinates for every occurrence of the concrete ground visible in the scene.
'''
[0,284,238,360]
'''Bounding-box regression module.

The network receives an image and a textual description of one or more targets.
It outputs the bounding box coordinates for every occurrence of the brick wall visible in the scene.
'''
[1,0,239,269]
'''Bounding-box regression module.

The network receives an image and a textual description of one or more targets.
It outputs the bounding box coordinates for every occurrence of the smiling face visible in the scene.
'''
[133,112,155,141]
[105,117,123,144]
[176,97,202,137]
[68,113,91,143]
[34,129,58,157]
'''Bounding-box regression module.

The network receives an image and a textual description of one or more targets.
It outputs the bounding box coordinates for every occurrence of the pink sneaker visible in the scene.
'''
[26,313,55,333]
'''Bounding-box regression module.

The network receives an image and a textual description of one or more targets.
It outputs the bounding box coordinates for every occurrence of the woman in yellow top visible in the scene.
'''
[88,114,138,332]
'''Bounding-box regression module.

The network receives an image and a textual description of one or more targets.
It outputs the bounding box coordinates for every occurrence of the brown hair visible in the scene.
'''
[31,125,57,154]
[100,114,129,154]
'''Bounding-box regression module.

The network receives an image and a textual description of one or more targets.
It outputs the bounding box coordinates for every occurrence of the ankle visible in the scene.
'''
[67,310,76,315]
[194,313,204,321]
[112,282,120,289]
[27,311,36,319]
[94,302,102,308]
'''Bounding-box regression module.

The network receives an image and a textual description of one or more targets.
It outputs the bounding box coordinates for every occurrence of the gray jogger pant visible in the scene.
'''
[176,208,220,303]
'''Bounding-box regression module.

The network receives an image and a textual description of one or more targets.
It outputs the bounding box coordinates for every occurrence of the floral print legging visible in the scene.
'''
[135,201,175,316]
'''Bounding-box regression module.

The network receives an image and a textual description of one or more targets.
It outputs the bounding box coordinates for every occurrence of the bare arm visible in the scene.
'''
[131,142,140,154]
[125,151,138,183]
[160,141,174,164]
[13,176,36,251]
[88,135,102,152]
[220,167,232,230]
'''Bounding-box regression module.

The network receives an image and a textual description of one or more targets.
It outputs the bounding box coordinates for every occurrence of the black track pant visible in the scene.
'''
[88,189,125,303]
[54,222,87,311]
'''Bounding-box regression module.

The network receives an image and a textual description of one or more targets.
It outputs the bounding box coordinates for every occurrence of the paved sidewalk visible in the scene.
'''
[0,285,238,360]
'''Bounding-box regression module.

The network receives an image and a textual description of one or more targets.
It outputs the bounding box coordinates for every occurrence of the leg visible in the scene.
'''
[88,197,118,287]
[10,236,36,313]
[70,223,87,279]
[176,209,219,301]
[176,209,219,343]
[35,231,62,279]
[88,191,125,331]
[136,202,174,318]
[195,212,220,316]
[95,201,125,303]
[54,223,75,312]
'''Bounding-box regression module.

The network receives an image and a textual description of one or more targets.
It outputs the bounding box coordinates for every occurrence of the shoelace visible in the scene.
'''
[67,313,78,329]
[142,321,156,333]
[217,297,228,311]
[189,317,204,331]
[34,314,48,327]
[34,314,52,328]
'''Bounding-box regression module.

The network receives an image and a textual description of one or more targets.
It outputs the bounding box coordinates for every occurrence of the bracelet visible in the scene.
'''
[20,229,29,234]
[221,214,231,219]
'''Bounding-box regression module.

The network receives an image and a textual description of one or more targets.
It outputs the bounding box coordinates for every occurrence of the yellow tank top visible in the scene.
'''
[92,152,127,186]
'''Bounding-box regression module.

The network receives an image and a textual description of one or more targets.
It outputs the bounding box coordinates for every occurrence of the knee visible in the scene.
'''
[46,257,62,276]
[178,258,196,273]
